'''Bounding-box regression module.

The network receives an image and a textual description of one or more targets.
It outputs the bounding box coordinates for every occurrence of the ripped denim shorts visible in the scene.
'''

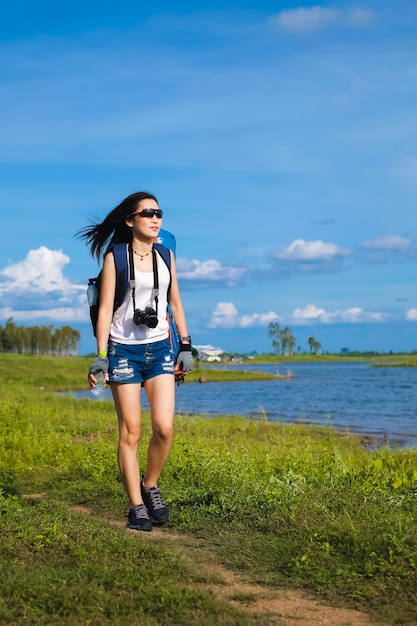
[107,338,175,384]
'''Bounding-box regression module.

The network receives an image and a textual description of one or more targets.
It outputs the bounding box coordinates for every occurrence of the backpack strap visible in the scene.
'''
[153,242,171,268]
[89,243,129,338]
[153,243,172,301]
[153,242,180,357]
[113,243,129,310]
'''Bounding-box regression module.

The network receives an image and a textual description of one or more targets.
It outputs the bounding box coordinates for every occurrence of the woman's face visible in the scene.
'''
[127,198,163,240]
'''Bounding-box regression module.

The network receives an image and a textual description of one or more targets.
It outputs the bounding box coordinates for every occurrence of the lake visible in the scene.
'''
[79,361,417,448]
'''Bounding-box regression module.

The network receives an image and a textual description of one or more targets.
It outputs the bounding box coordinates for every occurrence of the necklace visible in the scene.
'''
[133,247,152,261]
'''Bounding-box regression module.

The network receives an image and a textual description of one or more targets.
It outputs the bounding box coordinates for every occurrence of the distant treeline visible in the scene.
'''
[0,318,80,356]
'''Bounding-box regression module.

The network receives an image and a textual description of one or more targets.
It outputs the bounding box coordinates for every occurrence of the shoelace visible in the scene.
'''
[132,504,150,520]
[147,487,165,510]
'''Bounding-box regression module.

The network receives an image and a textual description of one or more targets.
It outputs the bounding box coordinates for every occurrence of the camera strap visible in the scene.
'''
[128,243,159,318]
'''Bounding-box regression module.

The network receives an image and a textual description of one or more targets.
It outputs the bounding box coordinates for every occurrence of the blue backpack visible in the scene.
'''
[88,230,179,356]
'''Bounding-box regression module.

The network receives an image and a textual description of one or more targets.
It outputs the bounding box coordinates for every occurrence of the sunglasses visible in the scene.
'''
[129,208,163,219]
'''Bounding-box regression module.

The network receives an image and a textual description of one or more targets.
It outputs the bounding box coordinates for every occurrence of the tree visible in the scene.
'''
[3,318,19,353]
[268,322,282,354]
[0,319,81,355]
[308,336,321,355]
[269,322,296,355]
[280,326,296,355]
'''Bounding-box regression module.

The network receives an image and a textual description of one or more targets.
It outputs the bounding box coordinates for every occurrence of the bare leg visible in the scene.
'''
[111,382,143,507]
[143,374,175,487]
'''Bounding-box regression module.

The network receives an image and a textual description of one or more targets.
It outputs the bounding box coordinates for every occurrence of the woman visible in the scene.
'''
[78,191,192,532]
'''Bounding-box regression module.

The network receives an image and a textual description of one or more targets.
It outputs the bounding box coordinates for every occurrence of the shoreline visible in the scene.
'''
[173,409,417,450]
[68,385,417,449]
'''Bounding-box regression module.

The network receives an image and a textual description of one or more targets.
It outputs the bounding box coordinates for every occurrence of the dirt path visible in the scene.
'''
[69,503,384,625]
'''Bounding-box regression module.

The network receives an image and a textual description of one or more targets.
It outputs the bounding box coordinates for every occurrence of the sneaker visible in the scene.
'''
[140,478,170,525]
[127,504,153,532]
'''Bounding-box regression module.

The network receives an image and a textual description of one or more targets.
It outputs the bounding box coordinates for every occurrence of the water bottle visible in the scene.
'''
[87,279,98,306]
[90,370,107,397]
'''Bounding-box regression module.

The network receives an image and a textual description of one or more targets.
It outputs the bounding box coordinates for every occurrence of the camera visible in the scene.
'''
[133,306,158,328]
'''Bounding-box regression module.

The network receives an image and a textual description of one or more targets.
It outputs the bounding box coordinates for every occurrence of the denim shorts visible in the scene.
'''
[107,338,175,384]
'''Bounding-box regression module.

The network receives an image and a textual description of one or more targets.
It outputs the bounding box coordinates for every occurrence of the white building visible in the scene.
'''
[194,344,226,362]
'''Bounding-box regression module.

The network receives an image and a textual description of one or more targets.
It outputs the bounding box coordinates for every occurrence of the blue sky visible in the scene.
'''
[1,0,417,355]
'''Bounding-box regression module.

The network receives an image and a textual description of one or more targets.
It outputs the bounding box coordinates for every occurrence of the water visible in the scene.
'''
[75,362,417,448]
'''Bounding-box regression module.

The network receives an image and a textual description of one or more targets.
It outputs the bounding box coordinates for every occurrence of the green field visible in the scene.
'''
[1,354,416,625]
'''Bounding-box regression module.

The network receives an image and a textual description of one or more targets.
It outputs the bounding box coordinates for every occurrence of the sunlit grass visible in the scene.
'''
[1,354,416,624]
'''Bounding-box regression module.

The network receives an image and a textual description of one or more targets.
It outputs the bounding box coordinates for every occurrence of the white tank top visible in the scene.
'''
[109,250,170,345]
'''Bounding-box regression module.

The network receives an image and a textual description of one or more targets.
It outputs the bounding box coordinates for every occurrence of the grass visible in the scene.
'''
[230,352,416,364]
[372,357,417,368]
[1,354,417,624]
[187,367,284,382]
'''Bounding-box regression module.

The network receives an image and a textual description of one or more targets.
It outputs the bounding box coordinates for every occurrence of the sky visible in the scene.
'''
[1,0,417,356]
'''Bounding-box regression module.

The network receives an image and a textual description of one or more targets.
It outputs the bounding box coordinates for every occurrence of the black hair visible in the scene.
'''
[76,191,158,261]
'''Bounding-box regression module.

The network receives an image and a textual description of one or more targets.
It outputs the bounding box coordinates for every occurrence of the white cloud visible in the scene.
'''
[0,306,88,323]
[208,302,279,329]
[291,304,326,321]
[273,6,341,31]
[290,304,386,324]
[209,302,240,328]
[361,235,411,251]
[406,308,417,321]
[0,247,87,324]
[176,258,246,287]
[330,307,386,323]
[274,239,350,261]
[240,311,280,328]
[208,300,387,330]
[0,246,84,295]
[272,6,376,32]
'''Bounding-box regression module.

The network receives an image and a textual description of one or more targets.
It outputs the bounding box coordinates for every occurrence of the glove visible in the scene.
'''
[175,342,193,373]
[88,355,109,376]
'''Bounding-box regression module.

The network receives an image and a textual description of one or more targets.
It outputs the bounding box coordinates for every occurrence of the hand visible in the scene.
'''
[175,342,193,373]
[88,355,109,389]
[174,363,188,383]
